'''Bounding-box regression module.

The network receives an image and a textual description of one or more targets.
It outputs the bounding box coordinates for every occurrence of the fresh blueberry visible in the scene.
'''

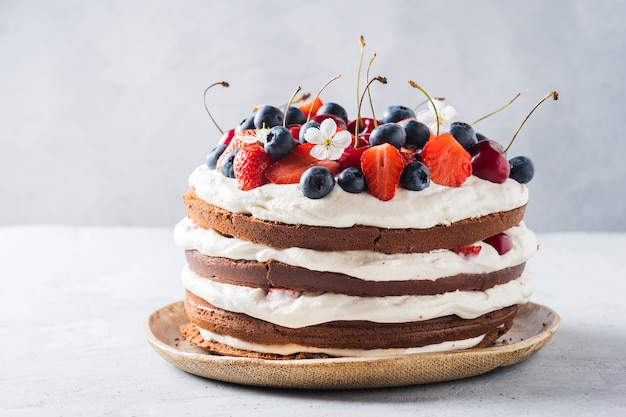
[236,115,255,133]
[254,105,284,129]
[207,143,227,169]
[400,161,430,191]
[337,167,367,193]
[220,149,239,178]
[369,123,407,149]
[449,122,477,150]
[300,166,335,199]
[382,105,415,124]
[265,126,295,159]
[400,119,430,151]
[284,106,306,125]
[316,102,348,123]
[509,156,535,184]
[299,121,321,144]
[476,132,488,142]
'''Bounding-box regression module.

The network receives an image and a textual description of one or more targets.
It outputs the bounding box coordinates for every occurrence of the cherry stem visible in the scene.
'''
[471,92,521,126]
[366,53,378,128]
[408,81,440,136]
[355,76,388,146]
[503,91,559,154]
[307,74,342,122]
[283,86,302,127]
[203,81,229,135]
[355,35,366,134]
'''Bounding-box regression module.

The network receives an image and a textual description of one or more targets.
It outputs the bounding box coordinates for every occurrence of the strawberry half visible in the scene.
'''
[453,245,482,258]
[421,133,472,187]
[360,143,404,201]
[233,144,272,190]
[266,143,339,184]
[215,129,257,171]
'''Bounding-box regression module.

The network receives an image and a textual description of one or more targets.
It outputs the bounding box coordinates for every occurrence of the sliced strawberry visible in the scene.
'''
[421,133,472,187]
[266,143,339,184]
[215,130,257,171]
[453,245,482,257]
[298,98,323,118]
[233,144,272,190]
[360,143,404,201]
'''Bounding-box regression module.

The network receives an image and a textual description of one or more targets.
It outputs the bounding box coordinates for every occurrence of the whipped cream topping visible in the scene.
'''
[174,217,537,281]
[182,266,532,328]
[189,165,529,229]
[196,326,486,358]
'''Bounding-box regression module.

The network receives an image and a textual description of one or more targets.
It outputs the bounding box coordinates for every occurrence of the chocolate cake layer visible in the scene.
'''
[185,250,526,296]
[183,189,526,254]
[184,291,518,350]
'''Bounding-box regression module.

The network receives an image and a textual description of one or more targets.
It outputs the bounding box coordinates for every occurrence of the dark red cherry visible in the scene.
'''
[347,118,380,135]
[484,233,513,255]
[338,145,370,171]
[468,139,503,156]
[471,141,510,183]
[310,113,348,131]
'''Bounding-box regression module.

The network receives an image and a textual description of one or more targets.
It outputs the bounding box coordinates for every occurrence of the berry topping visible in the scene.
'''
[266,143,339,184]
[298,97,323,118]
[399,119,430,151]
[368,123,407,149]
[453,245,482,258]
[284,106,307,126]
[265,126,295,159]
[233,145,272,190]
[218,128,236,146]
[449,121,478,150]
[509,155,535,184]
[236,115,255,133]
[220,149,239,178]
[382,105,416,124]
[400,161,430,191]
[421,133,472,187]
[337,145,370,171]
[215,131,257,171]
[337,167,367,194]
[299,121,321,144]
[300,166,336,199]
[206,144,227,169]
[470,140,510,184]
[316,102,349,124]
[253,105,284,129]
[484,233,513,255]
[360,143,405,201]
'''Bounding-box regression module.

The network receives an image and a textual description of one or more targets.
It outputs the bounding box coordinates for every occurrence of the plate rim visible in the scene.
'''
[144,301,560,389]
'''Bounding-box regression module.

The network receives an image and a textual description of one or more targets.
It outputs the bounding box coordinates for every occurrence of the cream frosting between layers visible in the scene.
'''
[181,266,532,328]
[173,217,537,282]
[195,326,487,358]
[189,165,529,229]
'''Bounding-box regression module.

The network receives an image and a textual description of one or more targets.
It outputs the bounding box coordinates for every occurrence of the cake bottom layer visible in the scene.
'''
[182,291,518,358]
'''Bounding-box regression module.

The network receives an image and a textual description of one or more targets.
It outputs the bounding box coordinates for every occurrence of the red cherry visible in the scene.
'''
[218,128,236,146]
[288,124,301,141]
[469,139,504,156]
[347,118,380,135]
[338,145,370,171]
[484,233,513,255]
[310,114,348,131]
[471,143,510,183]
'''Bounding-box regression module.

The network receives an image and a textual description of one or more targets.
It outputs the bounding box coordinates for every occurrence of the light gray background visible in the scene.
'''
[1,0,624,232]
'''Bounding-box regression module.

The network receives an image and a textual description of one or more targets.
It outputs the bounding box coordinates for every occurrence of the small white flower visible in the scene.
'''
[239,128,270,144]
[304,118,352,160]
[417,99,459,135]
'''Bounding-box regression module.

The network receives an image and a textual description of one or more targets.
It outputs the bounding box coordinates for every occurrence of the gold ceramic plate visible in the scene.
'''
[145,301,559,390]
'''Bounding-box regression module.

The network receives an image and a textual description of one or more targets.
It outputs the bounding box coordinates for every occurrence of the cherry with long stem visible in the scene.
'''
[203,81,229,134]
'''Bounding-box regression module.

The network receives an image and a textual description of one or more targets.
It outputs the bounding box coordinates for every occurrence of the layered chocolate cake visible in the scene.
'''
[175,87,544,359]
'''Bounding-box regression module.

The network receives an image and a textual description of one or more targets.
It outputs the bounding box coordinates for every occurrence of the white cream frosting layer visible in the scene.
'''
[174,217,537,282]
[189,165,529,229]
[182,266,532,328]
[196,326,486,358]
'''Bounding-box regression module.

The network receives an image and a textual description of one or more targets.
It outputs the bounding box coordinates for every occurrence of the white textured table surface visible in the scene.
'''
[1,226,625,416]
